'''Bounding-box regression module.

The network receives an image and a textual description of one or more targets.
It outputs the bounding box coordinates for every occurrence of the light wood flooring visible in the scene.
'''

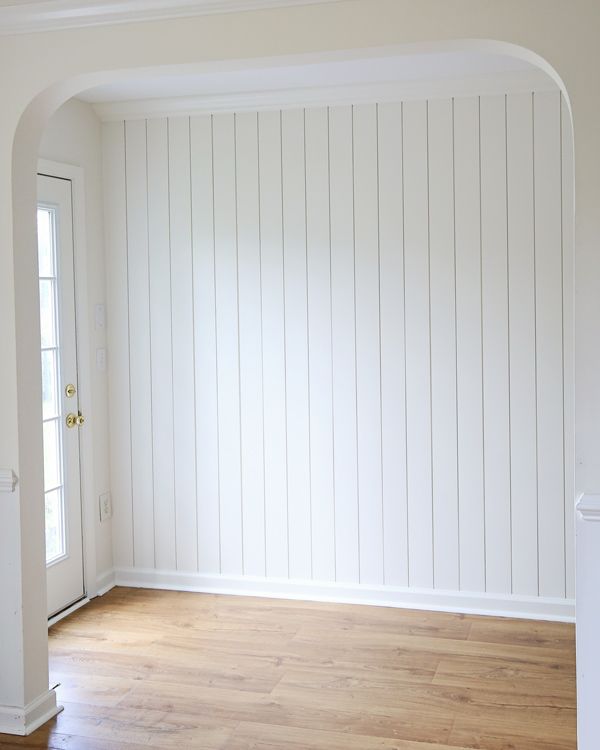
[0,587,576,749]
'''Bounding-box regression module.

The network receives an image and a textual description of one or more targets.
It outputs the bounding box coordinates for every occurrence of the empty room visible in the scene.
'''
[1,2,599,749]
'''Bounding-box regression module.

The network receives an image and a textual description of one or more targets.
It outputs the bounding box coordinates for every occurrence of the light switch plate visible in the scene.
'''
[99,492,112,522]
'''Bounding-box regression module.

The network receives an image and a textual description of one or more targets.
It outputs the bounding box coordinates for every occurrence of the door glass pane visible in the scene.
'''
[41,349,59,420]
[45,488,64,563]
[37,208,55,277]
[43,419,62,492]
[39,279,56,348]
[38,204,66,564]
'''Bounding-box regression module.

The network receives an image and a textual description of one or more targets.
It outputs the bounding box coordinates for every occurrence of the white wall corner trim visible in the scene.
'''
[113,568,576,622]
[0,0,343,35]
[95,568,116,597]
[0,469,18,493]
[576,494,600,522]
[0,690,61,737]
[92,69,556,121]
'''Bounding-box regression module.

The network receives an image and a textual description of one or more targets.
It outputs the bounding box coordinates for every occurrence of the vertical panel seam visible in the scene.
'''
[280,109,291,579]
[164,120,175,569]
[188,116,199,573]
[167,118,179,571]
[401,101,410,587]
[532,93,540,597]
[426,100,435,589]
[210,115,222,575]
[257,112,267,578]
[351,105,361,584]
[376,103,385,586]
[452,98,461,591]
[304,108,314,580]
[327,106,336,583]
[145,119,157,570]
[478,96,487,593]
[505,95,514,594]
[234,113,245,576]
[124,120,136,569]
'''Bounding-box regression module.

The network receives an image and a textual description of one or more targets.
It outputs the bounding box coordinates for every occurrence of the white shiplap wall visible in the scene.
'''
[104,90,574,618]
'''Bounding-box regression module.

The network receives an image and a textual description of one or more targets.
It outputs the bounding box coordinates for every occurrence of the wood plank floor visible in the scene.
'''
[1,588,576,749]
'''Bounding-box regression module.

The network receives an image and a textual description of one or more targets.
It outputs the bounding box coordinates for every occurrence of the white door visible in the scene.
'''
[38,173,85,617]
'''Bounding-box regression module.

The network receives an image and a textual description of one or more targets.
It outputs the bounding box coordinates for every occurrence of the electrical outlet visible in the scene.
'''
[99,492,112,522]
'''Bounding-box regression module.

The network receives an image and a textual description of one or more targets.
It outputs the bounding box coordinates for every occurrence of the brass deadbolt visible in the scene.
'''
[65,383,76,398]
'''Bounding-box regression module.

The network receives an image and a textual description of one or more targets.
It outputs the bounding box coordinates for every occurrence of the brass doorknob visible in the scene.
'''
[66,412,85,429]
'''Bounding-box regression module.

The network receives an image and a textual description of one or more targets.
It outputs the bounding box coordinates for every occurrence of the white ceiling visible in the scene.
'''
[79,51,544,105]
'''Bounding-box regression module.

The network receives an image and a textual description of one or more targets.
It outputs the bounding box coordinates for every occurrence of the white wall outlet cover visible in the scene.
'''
[99,492,112,522]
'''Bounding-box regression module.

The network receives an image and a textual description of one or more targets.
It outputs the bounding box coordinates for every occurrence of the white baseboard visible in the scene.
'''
[0,689,61,736]
[113,567,575,622]
[95,568,116,597]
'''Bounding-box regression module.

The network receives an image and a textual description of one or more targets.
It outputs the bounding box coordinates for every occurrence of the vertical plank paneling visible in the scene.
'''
[534,91,565,598]
[403,99,433,588]
[329,105,359,584]
[147,117,176,570]
[168,116,198,572]
[235,112,266,578]
[305,107,335,581]
[258,110,289,578]
[125,119,154,569]
[561,95,575,599]
[281,108,311,580]
[506,93,537,596]
[106,92,572,607]
[353,103,383,585]
[103,121,133,569]
[212,113,243,575]
[377,102,408,587]
[480,94,511,593]
[191,115,220,574]
[454,96,485,592]
[428,98,459,591]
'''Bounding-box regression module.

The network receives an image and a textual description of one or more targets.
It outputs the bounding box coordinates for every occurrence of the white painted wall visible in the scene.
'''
[103,87,574,619]
[39,99,113,588]
[2,0,599,741]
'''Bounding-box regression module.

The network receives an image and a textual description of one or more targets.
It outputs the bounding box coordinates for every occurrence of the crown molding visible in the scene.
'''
[0,469,18,493]
[92,68,556,121]
[577,494,600,522]
[0,0,343,35]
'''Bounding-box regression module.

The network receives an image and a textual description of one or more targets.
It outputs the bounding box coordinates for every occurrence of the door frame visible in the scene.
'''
[38,158,97,613]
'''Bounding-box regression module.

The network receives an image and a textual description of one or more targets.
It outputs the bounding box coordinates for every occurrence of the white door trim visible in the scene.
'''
[38,158,98,602]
